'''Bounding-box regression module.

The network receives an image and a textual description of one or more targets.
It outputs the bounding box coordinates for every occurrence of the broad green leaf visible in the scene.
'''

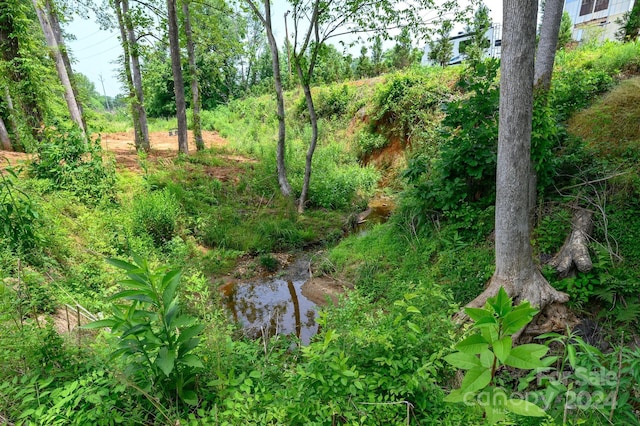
[181,354,204,369]
[444,352,482,370]
[475,316,498,327]
[121,324,149,338]
[406,305,421,314]
[464,307,493,322]
[484,403,506,425]
[443,389,470,403]
[178,324,205,344]
[493,336,512,364]
[502,303,538,334]
[179,337,200,356]
[131,252,148,270]
[460,366,492,393]
[108,289,154,302]
[106,258,138,272]
[479,349,495,369]
[406,321,421,333]
[162,269,182,308]
[156,347,175,377]
[181,390,199,406]
[164,300,180,327]
[504,399,546,417]
[480,324,499,345]
[504,344,549,369]
[488,287,512,316]
[455,334,489,354]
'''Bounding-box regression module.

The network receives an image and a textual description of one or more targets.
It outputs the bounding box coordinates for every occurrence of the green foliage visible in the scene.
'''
[85,255,204,406]
[0,164,41,252]
[258,254,279,272]
[355,130,388,158]
[616,2,640,42]
[445,288,550,424]
[29,126,116,204]
[131,189,181,247]
[428,20,454,66]
[558,12,573,49]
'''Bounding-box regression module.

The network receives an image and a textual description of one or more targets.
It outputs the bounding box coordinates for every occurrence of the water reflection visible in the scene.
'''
[220,276,319,345]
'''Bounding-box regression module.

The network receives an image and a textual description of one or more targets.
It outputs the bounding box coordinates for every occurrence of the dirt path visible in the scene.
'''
[1,130,234,172]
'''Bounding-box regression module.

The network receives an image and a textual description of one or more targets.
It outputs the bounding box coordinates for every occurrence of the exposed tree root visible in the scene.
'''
[549,208,593,277]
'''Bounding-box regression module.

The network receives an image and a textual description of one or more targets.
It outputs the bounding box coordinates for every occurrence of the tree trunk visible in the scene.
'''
[32,0,86,140]
[166,0,188,155]
[535,0,564,91]
[2,87,20,149]
[181,0,204,151]
[467,0,568,311]
[245,0,292,197]
[295,66,318,214]
[0,114,11,151]
[123,0,150,151]
[45,0,87,132]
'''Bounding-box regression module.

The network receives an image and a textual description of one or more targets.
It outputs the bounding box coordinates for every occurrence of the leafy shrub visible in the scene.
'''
[86,256,205,406]
[29,125,116,204]
[131,189,181,247]
[355,130,389,158]
[0,165,41,252]
[259,254,279,272]
[295,84,354,120]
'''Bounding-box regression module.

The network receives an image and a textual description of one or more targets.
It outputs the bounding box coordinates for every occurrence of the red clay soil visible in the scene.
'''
[1,130,237,173]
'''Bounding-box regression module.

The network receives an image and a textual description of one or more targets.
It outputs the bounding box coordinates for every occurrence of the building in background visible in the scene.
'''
[564,0,637,42]
[422,24,502,66]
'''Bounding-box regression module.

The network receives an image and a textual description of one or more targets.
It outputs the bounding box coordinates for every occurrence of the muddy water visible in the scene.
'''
[355,196,394,233]
[219,258,319,345]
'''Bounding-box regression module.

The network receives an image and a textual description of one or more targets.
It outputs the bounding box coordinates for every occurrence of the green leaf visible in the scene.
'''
[443,389,470,403]
[181,390,199,406]
[406,305,421,314]
[162,269,182,308]
[164,300,180,327]
[504,344,549,369]
[108,289,154,302]
[479,349,495,368]
[493,336,512,364]
[465,307,493,322]
[106,258,139,272]
[488,287,512,316]
[156,347,175,377]
[504,399,546,417]
[181,354,204,369]
[460,366,492,393]
[455,334,489,354]
[406,320,421,333]
[444,352,482,370]
[178,324,205,344]
[567,344,577,369]
[502,303,538,335]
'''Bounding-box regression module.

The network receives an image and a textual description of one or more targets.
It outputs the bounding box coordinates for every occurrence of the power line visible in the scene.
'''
[73,35,118,51]
[76,44,120,60]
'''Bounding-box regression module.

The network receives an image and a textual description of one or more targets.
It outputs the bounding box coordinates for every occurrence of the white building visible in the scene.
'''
[564,0,637,42]
[422,24,502,66]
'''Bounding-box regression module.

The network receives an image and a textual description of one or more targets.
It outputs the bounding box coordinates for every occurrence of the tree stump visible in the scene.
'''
[549,208,593,278]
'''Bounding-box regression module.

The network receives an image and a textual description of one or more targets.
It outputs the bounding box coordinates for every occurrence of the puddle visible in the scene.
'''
[219,258,319,345]
[355,196,394,233]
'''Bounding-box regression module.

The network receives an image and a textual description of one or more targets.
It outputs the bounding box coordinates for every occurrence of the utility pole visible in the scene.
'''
[284,10,292,80]
[98,74,112,112]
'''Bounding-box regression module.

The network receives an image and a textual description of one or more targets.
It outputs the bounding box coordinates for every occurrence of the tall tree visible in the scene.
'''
[245,0,292,197]
[534,0,563,91]
[557,11,573,49]
[467,0,568,310]
[166,0,188,154]
[371,35,384,75]
[32,0,86,140]
[182,0,204,151]
[461,4,492,64]
[428,20,453,67]
[113,0,150,151]
[616,0,640,42]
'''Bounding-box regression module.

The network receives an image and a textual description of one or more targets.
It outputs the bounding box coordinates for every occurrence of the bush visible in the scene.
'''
[131,189,181,247]
[29,125,116,204]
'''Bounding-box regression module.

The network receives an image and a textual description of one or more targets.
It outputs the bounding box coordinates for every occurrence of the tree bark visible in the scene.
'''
[166,0,188,155]
[45,0,87,132]
[535,0,564,91]
[245,0,292,197]
[0,114,11,151]
[467,0,568,310]
[550,208,593,277]
[2,87,20,149]
[295,68,318,214]
[181,0,204,151]
[122,0,150,151]
[32,0,86,140]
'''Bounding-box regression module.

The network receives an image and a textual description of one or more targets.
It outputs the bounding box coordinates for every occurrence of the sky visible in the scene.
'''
[66,0,504,98]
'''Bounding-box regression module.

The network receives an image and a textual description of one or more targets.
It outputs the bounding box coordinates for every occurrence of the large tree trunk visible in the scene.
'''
[181,0,204,151]
[166,0,188,155]
[123,0,150,151]
[32,0,86,140]
[45,0,87,132]
[245,0,292,197]
[535,0,564,91]
[2,88,20,149]
[467,0,568,311]
[0,114,11,151]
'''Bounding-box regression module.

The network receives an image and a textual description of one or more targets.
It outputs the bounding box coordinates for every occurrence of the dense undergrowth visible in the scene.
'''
[1,41,640,424]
